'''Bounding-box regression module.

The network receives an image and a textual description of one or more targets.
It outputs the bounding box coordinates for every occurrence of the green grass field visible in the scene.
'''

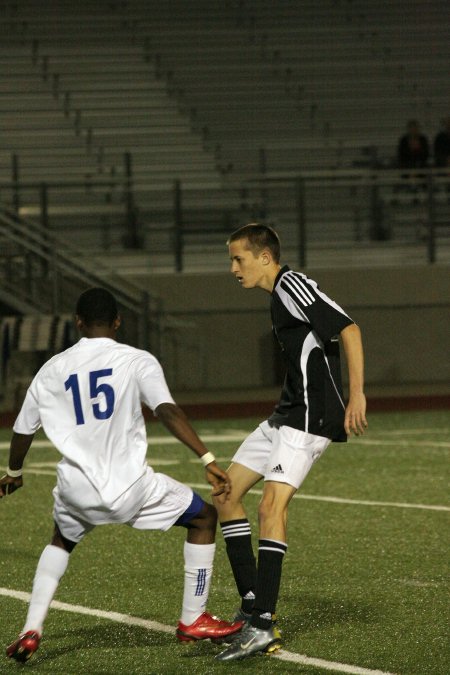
[0,410,449,675]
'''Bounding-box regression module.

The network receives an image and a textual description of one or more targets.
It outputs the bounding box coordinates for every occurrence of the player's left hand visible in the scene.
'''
[0,474,23,498]
[345,392,368,436]
[205,462,231,500]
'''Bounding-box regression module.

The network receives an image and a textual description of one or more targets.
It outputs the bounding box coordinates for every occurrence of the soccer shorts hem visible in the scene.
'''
[53,472,195,542]
[232,420,331,490]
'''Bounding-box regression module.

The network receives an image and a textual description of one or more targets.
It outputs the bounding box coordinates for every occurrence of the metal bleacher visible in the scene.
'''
[0,0,448,270]
[0,2,234,256]
[135,0,449,167]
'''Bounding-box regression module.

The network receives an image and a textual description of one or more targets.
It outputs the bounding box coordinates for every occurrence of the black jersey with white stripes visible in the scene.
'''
[268,265,353,441]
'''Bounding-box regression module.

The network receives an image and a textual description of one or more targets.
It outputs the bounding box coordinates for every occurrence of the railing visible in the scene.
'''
[1,167,449,275]
[0,204,162,352]
[0,168,264,271]
[249,167,450,266]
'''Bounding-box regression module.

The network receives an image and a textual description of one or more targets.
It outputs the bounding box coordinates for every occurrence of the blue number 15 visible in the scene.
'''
[65,369,115,425]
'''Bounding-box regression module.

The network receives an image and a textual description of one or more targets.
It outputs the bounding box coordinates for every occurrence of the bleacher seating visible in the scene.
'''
[127,0,449,170]
[0,0,448,264]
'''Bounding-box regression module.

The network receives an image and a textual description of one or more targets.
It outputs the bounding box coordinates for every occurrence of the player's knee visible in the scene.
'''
[258,495,287,526]
[197,501,218,532]
[212,493,228,514]
[257,499,271,524]
[212,489,243,514]
[51,524,78,553]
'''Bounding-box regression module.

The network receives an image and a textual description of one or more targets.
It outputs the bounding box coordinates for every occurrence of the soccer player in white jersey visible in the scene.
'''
[214,223,368,661]
[1,287,243,663]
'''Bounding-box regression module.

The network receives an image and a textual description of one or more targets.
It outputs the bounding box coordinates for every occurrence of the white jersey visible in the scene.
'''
[13,337,174,519]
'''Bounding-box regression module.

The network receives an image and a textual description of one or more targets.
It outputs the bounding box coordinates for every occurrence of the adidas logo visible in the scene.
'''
[271,464,284,474]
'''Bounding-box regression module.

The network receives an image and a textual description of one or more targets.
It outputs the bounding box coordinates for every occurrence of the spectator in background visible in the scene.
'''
[433,116,450,167]
[397,120,429,169]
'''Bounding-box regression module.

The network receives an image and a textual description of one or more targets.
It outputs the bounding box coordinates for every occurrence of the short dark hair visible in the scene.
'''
[76,287,118,326]
[227,223,281,263]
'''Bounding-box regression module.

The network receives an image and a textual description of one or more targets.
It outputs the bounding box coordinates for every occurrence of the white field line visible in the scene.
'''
[383,429,449,435]
[0,434,449,451]
[0,434,247,450]
[354,439,450,448]
[1,466,449,512]
[189,484,450,512]
[0,587,397,675]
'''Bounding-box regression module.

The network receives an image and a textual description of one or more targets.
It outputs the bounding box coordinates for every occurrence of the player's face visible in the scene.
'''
[229,239,266,289]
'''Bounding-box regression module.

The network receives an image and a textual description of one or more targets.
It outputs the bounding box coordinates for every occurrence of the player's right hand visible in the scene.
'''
[0,474,23,497]
[205,462,232,500]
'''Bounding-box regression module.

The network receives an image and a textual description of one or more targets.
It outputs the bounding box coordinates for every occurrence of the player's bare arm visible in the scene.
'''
[340,323,368,436]
[155,402,231,498]
[0,432,35,497]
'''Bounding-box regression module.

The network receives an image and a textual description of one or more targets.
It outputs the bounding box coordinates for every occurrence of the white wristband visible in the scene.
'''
[7,467,23,478]
[200,452,215,467]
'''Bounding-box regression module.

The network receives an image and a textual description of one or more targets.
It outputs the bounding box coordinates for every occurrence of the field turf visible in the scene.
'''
[0,409,449,674]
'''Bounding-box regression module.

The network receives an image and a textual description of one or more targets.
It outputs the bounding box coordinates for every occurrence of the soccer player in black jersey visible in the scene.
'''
[215,223,367,661]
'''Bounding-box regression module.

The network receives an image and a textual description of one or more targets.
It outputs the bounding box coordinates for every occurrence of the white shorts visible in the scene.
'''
[232,420,331,489]
[53,470,194,543]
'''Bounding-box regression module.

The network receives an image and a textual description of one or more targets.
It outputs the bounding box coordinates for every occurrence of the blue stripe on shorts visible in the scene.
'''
[174,491,204,526]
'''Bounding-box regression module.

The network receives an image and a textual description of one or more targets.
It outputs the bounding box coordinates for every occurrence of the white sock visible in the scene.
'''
[22,545,70,635]
[180,541,215,626]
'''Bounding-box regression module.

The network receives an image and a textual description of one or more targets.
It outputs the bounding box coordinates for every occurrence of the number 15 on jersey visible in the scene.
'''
[65,369,115,425]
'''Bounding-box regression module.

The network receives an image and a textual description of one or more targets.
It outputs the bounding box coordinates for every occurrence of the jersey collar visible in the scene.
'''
[272,264,290,292]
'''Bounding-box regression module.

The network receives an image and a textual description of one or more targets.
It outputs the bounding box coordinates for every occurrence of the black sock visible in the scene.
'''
[252,539,287,630]
[220,519,256,613]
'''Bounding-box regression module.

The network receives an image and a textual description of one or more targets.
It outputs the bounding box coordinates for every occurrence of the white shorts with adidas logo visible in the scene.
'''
[232,420,331,489]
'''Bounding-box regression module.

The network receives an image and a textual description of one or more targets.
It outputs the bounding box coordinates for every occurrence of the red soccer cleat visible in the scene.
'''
[176,612,244,643]
[6,631,41,662]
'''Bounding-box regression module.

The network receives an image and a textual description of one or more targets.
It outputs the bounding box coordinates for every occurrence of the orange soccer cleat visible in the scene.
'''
[176,612,244,643]
[6,631,41,662]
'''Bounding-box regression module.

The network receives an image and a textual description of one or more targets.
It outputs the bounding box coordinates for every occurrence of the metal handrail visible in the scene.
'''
[0,205,161,351]
[0,203,152,305]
